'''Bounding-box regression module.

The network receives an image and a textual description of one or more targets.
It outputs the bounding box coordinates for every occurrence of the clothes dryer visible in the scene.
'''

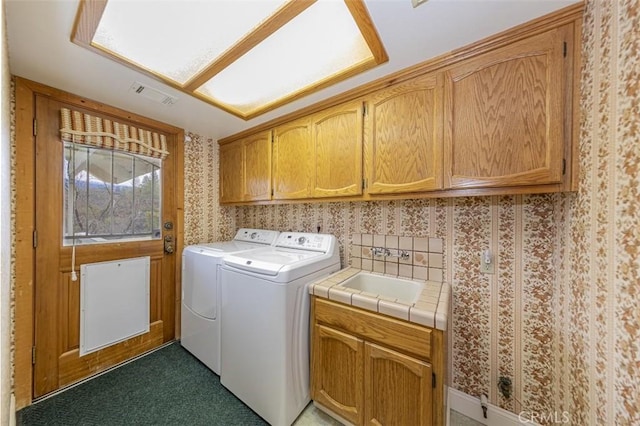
[180,229,279,374]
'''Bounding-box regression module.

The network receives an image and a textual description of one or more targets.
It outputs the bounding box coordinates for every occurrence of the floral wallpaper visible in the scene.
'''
[556,0,640,424]
[182,0,640,422]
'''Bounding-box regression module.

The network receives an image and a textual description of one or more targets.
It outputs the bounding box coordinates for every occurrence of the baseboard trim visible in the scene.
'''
[448,388,535,426]
[10,393,16,426]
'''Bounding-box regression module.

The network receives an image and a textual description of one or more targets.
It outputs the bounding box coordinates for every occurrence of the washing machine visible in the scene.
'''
[220,232,340,426]
[180,228,279,374]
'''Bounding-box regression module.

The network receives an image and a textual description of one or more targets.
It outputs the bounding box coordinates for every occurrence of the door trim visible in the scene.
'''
[13,76,185,409]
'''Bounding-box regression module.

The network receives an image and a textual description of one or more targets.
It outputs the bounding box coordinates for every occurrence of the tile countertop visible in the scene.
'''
[308,267,450,331]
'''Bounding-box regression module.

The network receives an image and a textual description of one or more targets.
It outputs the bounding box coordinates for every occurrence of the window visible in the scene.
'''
[63,142,161,245]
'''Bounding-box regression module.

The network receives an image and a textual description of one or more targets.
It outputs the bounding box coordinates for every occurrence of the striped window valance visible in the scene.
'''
[60,108,169,160]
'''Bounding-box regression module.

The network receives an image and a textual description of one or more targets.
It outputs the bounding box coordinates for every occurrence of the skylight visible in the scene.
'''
[72,0,388,120]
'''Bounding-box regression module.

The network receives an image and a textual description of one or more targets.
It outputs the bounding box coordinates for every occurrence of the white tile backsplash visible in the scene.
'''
[351,233,445,282]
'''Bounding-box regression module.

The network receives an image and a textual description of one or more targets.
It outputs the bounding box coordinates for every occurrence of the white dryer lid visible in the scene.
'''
[188,240,264,255]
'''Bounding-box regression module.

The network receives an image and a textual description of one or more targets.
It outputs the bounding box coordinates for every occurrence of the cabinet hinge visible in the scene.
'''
[432,373,436,388]
[362,178,367,190]
[362,102,368,117]
[271,189,274,197]
[32,346,36,365]
[33,119,37,136]
[33,230,38,248]
[563,41,567,57]
[562,158,566,175]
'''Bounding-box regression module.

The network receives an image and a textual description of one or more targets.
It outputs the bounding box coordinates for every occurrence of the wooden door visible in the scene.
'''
[312,101,364,198]
[219,141,244,203]
[364,73,443,194]
[311,324,364,425]
[33,96,179,398]
[243,131,272,201]
[364,342,433,426]
[444,27,566,189]
[272,118,313,200]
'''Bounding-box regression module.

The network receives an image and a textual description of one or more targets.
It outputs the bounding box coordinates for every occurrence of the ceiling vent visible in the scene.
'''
[129,82,178,106]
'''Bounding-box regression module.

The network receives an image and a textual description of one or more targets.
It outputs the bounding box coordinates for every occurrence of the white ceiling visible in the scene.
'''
[5,0,579,140]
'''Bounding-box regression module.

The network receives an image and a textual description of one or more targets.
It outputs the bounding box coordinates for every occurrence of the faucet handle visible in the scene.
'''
[372,247,390,257]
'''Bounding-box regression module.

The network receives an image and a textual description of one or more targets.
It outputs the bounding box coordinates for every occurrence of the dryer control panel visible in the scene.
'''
[234,228,280,245]
[276,232,334,252]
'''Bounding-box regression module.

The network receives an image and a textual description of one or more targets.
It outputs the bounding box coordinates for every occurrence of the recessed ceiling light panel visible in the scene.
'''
[72,0,388,119]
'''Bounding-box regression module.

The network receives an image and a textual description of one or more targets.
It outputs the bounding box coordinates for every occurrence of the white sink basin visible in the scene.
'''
[338,272,424,304]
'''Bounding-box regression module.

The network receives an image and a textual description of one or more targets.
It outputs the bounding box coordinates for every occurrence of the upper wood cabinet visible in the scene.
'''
[444,26,567,189]
[242,131,272,201]
[312,101,364,198]
[218,6,582,205]
[219,141,244,204]
[272,117,313,200]
[364,73,444,194]
[219,130,272,203]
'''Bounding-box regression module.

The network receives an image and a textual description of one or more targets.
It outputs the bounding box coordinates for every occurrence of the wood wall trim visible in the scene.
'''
[13,77,37,410]
[13,77,183,134]
[220,183,566,206]
[173,130,185,340]
[12,77,185,409]
[218,2,584,145]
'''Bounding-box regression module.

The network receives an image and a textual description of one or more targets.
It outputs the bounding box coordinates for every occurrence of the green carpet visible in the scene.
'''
[17,342,269,426]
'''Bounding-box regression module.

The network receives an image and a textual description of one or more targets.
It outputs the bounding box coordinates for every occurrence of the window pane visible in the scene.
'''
[63,142,162,245]
[153,167,161,238]
[88,148,117,235]
[132,157,155,235]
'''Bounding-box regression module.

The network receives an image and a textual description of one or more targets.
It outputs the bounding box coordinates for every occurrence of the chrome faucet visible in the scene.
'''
[372,247,390,257]
[372,247,410,260]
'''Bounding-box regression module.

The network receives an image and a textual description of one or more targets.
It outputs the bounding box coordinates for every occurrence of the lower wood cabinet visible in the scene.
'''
[365,342,433,426]
[312,324,364,425]
[311,297,446,426]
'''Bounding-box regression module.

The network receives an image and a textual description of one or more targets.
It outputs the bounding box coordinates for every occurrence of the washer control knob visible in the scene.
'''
[297,236,306,245]
[250,232,257,239]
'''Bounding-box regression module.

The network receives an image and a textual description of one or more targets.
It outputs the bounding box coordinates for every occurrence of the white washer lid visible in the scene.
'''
[223,249,322,276]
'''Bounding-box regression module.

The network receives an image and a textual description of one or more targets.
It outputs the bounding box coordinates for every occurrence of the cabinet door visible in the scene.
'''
[243,131,272,201]
[444,27,566,189]
[312,101,364,197]
[364,342,432,426]
[272,118,313,199]
[312,325,364,425]
[219,141,244,203]
[364,73,443,194]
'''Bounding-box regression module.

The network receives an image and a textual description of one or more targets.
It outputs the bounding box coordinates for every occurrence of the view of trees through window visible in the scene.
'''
[63,143,161,245]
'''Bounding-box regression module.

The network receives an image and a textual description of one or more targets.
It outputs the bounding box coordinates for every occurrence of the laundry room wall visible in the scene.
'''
[183,132,235,246]
[181,134,563,418]
[182,1,640,421]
